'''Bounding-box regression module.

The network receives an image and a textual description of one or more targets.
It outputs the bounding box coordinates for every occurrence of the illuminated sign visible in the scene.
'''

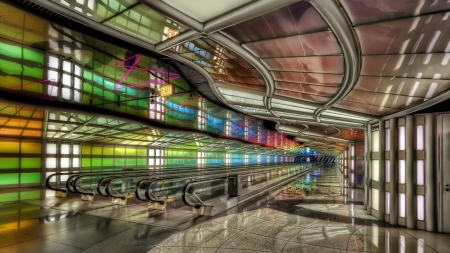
[167,28,179,39]
[160,84,173,97]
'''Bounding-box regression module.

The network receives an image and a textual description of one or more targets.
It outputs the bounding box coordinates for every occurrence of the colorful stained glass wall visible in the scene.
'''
[0,104,43,188]
[0,2,308,154]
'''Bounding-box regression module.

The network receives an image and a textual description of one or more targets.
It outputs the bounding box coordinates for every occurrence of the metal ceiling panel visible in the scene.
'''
[262,56,344,74]
[221,1,328,43]
[243,31,341,58]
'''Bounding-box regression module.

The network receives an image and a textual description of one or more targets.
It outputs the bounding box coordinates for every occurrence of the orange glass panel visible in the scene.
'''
[0,128,22,136]
[21,130,42,137]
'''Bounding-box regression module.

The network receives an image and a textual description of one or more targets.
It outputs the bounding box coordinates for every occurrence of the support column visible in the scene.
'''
[365,124,371,213]
[389,118,398,225]
[379,120,386,220]
[406,115,416,228]
[425,113,436,231]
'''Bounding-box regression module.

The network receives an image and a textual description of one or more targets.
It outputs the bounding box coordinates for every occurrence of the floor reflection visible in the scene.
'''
[0,166,450,252]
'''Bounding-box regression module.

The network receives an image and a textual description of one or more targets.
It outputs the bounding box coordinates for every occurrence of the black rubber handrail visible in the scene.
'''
[141,164,310,205]
[182,164,317,208]
[101,164,280,200]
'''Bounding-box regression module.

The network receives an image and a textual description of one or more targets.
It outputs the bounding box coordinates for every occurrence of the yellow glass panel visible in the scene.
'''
[92,146,102,155]
[21,142,41,153]
[103,147,114,155]
[0,141,20,153]
[82,145,91,155]
[126,148,136,156]
[115,147,125,155]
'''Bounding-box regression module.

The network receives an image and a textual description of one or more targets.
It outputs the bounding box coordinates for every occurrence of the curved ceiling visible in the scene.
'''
[26,0,450,155]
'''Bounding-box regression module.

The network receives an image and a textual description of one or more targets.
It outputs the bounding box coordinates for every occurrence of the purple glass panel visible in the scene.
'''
[221,1,328,43]
[355,76,450,98]
[275,82,338,96]
[243,31,341,58]
[274,90,330,103]
[272,72,342,86]
[340,0,450,25]
[262,56,343,73]
[361,54,450,79]
[357,14,450,55]
[336,101,399,116]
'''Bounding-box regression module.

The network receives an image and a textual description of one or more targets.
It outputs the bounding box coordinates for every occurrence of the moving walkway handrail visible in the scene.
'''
[46,164,262,194]
[182,164,317,208]
[139,164,307,204]
[103,164,278,200]
[182,177,228,208]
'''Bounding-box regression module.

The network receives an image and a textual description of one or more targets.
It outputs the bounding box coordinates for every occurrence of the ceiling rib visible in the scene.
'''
[309,0,361,108]
[32,0,156,51]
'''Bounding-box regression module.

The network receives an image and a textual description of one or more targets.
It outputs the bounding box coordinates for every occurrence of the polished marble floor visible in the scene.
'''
[0,166,449,253]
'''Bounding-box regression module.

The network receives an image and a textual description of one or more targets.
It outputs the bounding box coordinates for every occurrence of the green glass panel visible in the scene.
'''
[93,87,103,96]
[103,147,114,155]
[83,70,93,80]
[0,192,19,203]
[0,42,22,58]
[82,158,91,167]
[126,148,136,156]
[136,159,146,166]
[92,146,102,155]
[21,158,41,169]
[126,158,136,166]
[115,148,125,155]
[136,149,147,156]
[83,82,93,93]
[93,74,103,84]
[104,80,115,90]
[0,158,19,169]
[20,190,41,200]
[23,48,44,63]
[103,158,114,166]
[115,158,125,166]
[0,173,19,185]
[92,158,102,166]
[20,173,41,184]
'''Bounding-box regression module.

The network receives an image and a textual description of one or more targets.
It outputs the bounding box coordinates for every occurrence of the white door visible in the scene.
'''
[436,114,450,233]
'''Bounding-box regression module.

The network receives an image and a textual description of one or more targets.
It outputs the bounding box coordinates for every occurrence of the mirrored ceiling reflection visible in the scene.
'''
[340,0,450,25]
[337,0,450,116]
[50,0,189,44]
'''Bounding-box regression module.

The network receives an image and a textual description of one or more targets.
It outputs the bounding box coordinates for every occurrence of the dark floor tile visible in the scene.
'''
[43,219,139,249]
[82,224,178,253]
